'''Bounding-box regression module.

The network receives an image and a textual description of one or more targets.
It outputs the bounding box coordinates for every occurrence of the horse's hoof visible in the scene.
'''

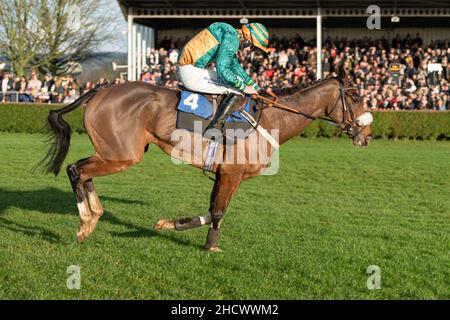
[154,219,175,230]
[76,231,86,242]
[205,246,223,253]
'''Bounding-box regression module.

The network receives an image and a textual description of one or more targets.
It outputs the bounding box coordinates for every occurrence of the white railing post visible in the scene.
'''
[127,14,134,81]
[316,7,322,80]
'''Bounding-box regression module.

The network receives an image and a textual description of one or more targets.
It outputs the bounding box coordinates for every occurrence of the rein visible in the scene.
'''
[253,91,339,127]
[253,84,362,137]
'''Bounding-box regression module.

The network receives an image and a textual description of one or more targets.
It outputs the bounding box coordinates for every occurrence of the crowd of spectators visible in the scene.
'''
[143,33,450,111]
[1,33,450,111]
[0,68,127,104]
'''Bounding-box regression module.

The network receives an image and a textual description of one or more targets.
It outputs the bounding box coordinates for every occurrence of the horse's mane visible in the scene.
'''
[269,65,361,103]
[270,77,335,96]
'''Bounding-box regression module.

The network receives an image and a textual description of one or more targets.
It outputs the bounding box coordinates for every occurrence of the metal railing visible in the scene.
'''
[0,91,61,103]
[0,91,20,102]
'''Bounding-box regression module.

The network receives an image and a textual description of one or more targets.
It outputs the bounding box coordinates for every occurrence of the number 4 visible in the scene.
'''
[184,94,199,110]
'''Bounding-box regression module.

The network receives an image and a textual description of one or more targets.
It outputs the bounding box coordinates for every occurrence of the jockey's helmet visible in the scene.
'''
[241,23,269,53]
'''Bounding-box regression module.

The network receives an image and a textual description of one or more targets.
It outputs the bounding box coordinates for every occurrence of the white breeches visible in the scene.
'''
[177,64,243,95]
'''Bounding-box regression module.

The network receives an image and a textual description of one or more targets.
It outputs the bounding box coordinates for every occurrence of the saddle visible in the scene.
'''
[176,86,260,144]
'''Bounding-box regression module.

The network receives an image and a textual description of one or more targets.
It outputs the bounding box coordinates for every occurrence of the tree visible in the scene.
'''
[0,0,43,76]
[36,0,116,76]
[0,0,117,76]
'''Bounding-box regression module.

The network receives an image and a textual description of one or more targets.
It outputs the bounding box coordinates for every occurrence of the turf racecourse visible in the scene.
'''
[0,133,448,299]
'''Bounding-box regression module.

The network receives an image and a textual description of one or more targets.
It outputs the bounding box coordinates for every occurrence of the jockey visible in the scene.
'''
[177,22,269,132]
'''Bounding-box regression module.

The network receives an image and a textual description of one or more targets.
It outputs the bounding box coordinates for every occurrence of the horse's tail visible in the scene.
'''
[39,89,99,176]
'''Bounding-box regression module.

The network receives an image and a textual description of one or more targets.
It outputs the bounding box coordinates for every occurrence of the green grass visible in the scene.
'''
[0,133,449,299]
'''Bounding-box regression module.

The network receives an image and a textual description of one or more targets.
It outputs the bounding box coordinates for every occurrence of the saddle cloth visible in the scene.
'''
[176,90,259,143]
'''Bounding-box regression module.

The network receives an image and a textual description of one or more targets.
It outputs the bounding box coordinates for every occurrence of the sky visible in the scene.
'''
[100,1,128,52]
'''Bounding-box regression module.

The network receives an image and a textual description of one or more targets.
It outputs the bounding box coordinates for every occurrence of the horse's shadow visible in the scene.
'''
[0,187,200,249]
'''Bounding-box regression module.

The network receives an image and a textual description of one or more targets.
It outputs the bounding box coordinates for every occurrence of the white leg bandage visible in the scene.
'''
[199,212,211,225]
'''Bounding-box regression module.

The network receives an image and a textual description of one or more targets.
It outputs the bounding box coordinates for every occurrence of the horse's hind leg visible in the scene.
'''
[84,179,103,234]
[67,156,135,241]
[67,161,92,242]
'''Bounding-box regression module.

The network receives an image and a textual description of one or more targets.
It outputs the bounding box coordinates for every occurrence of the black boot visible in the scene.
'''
[204,94,237,134]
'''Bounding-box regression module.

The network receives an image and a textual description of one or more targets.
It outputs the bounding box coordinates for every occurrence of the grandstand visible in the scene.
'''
[118,0,450,81]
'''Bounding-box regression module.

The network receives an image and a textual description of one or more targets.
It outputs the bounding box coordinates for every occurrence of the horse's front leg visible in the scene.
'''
[204,169,242,252]
[154,212,212,231]
[154,168,242,252]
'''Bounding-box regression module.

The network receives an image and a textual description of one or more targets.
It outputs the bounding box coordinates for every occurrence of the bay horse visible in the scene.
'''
[40,66,372,252]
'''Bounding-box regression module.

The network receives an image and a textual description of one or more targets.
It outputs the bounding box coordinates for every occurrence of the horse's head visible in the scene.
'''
[327,65,373,147]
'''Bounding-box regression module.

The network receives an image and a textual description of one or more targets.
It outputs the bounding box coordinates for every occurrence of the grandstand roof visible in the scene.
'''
[119,1,450,10]
[118,1,450,29]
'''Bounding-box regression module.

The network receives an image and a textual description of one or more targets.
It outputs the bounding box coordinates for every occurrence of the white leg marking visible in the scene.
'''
[77,201,90,220]
[87,191,103,214]
[77,200,92,230]
[199,212,211,225]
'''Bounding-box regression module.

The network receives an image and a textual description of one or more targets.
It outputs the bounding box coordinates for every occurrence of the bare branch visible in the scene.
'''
[0,0,117,76]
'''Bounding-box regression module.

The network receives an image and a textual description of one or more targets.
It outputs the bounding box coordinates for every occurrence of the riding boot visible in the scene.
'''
[204,94,237,134]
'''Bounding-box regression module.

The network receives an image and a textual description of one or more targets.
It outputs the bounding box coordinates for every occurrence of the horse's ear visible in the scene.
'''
[337,63,346,79]
[337,63,351,86]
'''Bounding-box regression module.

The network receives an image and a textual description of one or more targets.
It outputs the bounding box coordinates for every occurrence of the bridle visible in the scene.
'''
[253,82,370,139]
[327,84,363,138]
